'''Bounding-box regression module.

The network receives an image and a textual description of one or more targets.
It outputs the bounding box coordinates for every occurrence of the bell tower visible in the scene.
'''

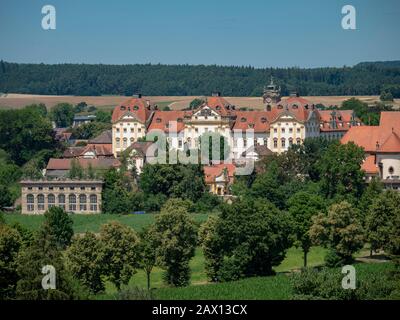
[263,76,281,111]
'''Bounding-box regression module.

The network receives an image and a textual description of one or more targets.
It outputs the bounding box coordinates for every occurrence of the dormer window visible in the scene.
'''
[216,106,221,110]
[261,117,267,123]
[292,104,298,109]
[165,123,169,128]
[133,105,139,110]
[277,105,283,109]
[177,118,183,123]
[156,118,162,123]
[121,106,126,110]
[241,117,246,122]
[248,124,255,128]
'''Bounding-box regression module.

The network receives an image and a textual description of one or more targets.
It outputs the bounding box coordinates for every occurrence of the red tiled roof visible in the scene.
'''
[203,163,236,183]
[47,158,121,170]
[317,110,361,132]
[341,111,400,153]
[148,110,186,133]
[267,96,313,123]
[232,111,270,132]
[204,96,236,117]
[361,155,379,174]
[89,130,112,144]
[80,144,113,157]
[111,97,153,123]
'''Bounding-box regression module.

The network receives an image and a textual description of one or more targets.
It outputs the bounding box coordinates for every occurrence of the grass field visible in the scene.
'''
[153,262,396,300]
[3,213,211,233]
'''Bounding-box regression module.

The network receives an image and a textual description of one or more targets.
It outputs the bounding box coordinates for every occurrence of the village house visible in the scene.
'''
[341,111,400,190]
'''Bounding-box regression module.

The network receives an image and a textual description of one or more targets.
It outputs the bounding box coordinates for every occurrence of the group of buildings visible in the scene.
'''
[19,79,399,214]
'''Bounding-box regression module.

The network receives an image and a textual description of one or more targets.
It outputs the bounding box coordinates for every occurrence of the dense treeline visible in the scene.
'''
[1,60,400,97]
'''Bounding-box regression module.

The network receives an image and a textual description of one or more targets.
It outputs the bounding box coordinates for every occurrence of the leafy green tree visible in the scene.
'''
[74,102,87,113]
[65,232,105,294]
[0,224,22,299]
[0,185,12,209]
[71,122,111,140]
[310,201,364,267]
[138,227,158,290]
[189,98,205,109]
[50,103,75,127]
[95,110,112,123]
[365,191,400,257]
[68,159,84,179]
[100,221,140,290]
[43,206,74,249]
[199,132,230,162]
[318,142,365,201]
[202,197,293,281]
[151,199,197,286]
[16,226,78,300]
[288,192,325,267]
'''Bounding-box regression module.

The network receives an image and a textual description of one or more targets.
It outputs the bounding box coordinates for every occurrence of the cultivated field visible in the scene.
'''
[1,93,399,110]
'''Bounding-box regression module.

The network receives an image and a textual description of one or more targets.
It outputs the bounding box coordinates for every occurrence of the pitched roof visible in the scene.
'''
[204,96,236,117]
[126,141,154,157]
[89,130,112,144]
[267,96,313,123]
[317,110,361,132]
[46,158,121,170]
[111,97,153,123]
[232,111,270,132]
[361,155,379,174]
[341,111,400,153]
[203,163,236,183]
[241,144,273,157]
[148,110,186,133]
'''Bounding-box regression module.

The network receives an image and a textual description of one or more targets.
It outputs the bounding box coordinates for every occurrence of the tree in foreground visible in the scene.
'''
[151,198,197,287]
[310,201,364,267]
[43,206,74,249]
[138,227,158,290]
[15,226,79,300]
[201,197,293,282]
[65,232,105,294]
[0,224,22,299]
[99,221,140,290]
[287,191,325,267]
[365,191,400,259]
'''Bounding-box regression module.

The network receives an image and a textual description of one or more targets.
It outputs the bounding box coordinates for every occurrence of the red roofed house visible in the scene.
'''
[341,111,400,190]
[203,163,236,195]
[317,110,362,140]
[111,94,156,157]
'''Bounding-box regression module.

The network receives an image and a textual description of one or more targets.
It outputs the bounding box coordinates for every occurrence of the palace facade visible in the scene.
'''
[111,80,362,162]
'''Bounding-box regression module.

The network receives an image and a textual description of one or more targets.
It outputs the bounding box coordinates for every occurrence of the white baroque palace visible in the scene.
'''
[111,81,362,160]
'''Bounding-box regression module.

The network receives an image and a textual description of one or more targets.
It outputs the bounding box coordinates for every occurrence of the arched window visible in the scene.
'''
[69,194,77,211]
[296,138,301,144]
[281,138,286,148]
[90,194,97,211]
[48,194,55,208]
[289,138,293,147]
[273,138,278,148]
[389,166,395,175]
[58,194,65,210]
[27,194,34,212]
[37,194,45,211]
[79,194,87,211]
[116,138,120,148]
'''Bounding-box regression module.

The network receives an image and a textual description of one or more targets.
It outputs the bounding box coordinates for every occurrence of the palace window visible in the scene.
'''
[273,139,278,148]
[296,138,301,144]
[90,194,98,211]
[281,138,286,148]
[48,194,55,208]
[116,138,120,148]
[389,166,395,175]
[282,128,285,133]
[289,128,293,133]
[123,138,127,148]
[124,128,127,133]
[289,138,293,147]
[243,139,247,148]
[27,194,34,212]
[79,194,87,211]
[69,194,77,211]
[297,128,300,133]
[37,194,45,211]
[58,194,66,210]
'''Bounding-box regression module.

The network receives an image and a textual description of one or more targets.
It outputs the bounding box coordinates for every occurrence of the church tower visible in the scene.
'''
[263,76,281,111]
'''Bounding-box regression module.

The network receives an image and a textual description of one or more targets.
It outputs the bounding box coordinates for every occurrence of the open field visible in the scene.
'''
[153,262,396,300]
[1,93,399,110]
[3,213,211,234]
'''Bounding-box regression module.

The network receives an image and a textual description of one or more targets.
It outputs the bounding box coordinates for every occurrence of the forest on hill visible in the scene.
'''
[0,60,400,97]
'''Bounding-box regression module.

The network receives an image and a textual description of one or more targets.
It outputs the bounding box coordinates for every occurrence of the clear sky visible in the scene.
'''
[0,0,399,68]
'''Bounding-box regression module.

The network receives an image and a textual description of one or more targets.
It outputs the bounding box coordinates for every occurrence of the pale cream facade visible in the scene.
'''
[20,180,103,214]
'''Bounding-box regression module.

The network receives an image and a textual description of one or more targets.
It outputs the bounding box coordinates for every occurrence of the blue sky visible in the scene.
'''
[0,0,399,67]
